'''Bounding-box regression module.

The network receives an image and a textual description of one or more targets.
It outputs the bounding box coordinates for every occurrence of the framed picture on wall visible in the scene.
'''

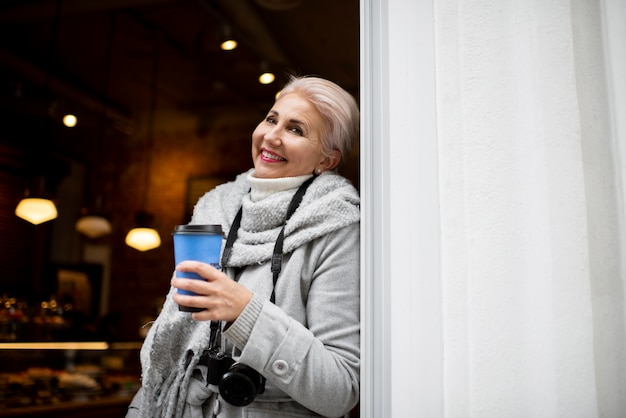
[45,263,103,320]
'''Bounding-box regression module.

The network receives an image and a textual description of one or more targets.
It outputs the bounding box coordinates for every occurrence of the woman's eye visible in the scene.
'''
[289,126,303,136]
[265,116,276,124]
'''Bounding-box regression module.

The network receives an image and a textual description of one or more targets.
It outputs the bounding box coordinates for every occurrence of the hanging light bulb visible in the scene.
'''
[125,211,160,251]
[219,24,237,51]
[221,38,237,51]
[63,114,77,127]
[258,61,275,85]
[16,197,58,225]
[259,71,275,84]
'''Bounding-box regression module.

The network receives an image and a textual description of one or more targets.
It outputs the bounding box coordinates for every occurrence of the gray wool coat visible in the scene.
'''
[127,171,360,418]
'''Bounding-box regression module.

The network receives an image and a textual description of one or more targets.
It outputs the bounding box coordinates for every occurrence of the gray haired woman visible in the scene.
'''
[127,76,360,418]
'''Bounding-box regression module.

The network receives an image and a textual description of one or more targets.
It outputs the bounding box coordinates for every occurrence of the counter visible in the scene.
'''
[0,341,141,417]
[0,394,134,418]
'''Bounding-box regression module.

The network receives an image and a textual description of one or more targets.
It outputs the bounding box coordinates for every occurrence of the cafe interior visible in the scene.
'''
[0,0,359,415]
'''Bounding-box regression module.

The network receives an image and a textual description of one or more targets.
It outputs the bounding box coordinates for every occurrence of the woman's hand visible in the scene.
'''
[171,260,253,322]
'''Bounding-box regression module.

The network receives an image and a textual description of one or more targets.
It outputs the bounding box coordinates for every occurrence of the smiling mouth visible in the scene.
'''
[261,150,286,162]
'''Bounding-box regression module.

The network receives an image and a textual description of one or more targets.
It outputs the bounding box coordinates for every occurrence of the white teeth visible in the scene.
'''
[262,150,285,161]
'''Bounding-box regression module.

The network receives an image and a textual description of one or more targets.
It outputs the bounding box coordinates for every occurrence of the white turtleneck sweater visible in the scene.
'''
[246,170,313,202]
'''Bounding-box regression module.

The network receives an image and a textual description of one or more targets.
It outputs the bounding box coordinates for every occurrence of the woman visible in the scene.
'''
[127,76,360,418]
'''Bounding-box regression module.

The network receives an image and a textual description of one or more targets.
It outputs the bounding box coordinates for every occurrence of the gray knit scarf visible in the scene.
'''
[137,170,360,418]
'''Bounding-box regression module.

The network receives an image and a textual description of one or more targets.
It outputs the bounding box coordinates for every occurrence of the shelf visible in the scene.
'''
[0,341,143,350]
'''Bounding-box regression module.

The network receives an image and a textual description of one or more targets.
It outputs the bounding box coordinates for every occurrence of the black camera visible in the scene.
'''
[201,349,266,407]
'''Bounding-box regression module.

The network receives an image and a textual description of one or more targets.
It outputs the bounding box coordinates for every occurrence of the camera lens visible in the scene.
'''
[219,363,265,407]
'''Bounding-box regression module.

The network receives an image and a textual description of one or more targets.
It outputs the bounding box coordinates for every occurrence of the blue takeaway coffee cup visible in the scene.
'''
[172,224,223,312]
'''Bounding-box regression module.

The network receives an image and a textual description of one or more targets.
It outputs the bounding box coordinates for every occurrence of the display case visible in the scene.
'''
[0,341,141,418]
[0,275,144,417]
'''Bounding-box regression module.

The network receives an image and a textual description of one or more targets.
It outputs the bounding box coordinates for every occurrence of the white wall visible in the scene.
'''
[360,0,626,417]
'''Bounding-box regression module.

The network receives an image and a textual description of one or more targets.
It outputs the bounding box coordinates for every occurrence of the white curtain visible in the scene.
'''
[361,0,626,416]
[435,0,625,416]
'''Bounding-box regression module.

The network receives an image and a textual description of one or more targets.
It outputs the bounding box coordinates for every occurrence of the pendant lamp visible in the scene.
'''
[16,1,61,226]
[16,197,58,225]
[125,39,161,251]
[15,176,58,225]
[126,227,161,251]
[76,13,116,239]
[76,210,112,239]
[125,211,161,251]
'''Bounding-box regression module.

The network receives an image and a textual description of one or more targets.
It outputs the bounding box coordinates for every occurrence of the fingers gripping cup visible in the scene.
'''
[172,224,223,312]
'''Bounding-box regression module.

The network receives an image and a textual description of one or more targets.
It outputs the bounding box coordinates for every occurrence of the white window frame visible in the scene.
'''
[359,0,442,416]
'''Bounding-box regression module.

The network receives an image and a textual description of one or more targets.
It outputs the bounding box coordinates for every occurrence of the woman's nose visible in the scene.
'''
[264,126,282,145]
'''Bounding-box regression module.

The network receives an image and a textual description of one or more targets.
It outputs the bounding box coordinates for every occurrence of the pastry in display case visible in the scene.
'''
[0,294,142,417]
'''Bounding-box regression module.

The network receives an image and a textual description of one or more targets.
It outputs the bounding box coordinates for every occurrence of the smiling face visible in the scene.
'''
[251,93,340,179]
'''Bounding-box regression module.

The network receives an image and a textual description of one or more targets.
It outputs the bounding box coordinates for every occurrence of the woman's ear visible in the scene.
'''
[319,149,342,172]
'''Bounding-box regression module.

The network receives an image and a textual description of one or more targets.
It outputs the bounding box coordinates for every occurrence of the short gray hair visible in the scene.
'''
[278,76,359,164]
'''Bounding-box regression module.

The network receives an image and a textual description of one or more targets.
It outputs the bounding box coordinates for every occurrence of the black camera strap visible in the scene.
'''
[220,174,316,304]
[208,319,220,350]
[208,176,315,357]
[203,176,315,402]
[269,175,316,303]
